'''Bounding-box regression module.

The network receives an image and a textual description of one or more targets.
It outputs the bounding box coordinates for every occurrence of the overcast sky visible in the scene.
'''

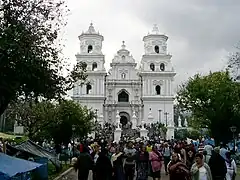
[62,0,240,91]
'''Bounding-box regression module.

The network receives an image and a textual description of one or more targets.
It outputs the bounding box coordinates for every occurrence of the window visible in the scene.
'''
[160,63,165,71]
[118,90,129,102]
[87,45,93,53]
[92,62,97,71]
[150,63,155,71]
[121,73,126,79]
[86,84,92,94]
[155,85,161,95]
[122,55,125,60]
[154,45,159,53]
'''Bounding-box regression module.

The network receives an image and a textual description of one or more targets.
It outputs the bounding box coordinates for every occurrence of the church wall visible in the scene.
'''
[78,99,104,116]
[143,100,174,125]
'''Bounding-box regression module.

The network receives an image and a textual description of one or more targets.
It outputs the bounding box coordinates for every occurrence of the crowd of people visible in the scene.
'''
[72,138,238,180]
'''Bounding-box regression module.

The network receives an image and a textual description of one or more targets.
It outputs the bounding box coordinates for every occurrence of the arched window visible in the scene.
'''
[118,90,129,102]
[122,55,125,60]
[87,45,93,53]
[160,63,165,71]
[155,85,161,95]
[92,62,97,71]
[86,84,92,94]
[154,45,159,53]
[150,63,155,71]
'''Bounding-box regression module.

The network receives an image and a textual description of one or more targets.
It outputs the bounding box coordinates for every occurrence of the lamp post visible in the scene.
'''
[230,126,237,153]
[72,125,76,157]
[158,109,162,124]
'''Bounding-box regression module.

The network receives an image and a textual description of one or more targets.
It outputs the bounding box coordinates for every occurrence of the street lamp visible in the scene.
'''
[158,109,162,124]
[72,125,76,157]
[230,126,237,153]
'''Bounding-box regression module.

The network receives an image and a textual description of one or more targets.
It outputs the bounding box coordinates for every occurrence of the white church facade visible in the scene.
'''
[72,23,176,136]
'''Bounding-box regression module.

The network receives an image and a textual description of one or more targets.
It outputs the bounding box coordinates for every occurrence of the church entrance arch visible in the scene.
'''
[119,111,130,128]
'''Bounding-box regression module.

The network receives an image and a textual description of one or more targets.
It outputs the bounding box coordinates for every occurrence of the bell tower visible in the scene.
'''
[73,23,106,119]
[139,24,176,129]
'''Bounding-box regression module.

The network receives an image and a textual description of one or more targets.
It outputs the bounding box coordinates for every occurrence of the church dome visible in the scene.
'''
[117,41,130,56]
[111,41,135,64]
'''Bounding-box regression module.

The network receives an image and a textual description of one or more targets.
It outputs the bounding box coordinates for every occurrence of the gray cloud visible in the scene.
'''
[63,0,240,91]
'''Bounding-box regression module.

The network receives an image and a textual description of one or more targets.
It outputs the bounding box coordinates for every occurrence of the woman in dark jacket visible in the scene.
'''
[136,146,149,180]
[74,145,93,180]
[95,148,113,180]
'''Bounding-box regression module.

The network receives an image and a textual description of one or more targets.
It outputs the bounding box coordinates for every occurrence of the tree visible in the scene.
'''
[7,99,58,139]
[49,100,95,144]
[177,71,240,142]
[7,99,95,143]
[174,128,201,140]
[228,42,240,81]
[0,0,87,116]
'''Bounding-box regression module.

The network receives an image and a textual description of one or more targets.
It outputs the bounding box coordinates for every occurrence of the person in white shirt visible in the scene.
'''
[225,152,237,180]
[204,143,213,163]
[191,153,212,180]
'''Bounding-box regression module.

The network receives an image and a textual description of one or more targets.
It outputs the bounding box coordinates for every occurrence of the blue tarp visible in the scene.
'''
[0,153,43,179]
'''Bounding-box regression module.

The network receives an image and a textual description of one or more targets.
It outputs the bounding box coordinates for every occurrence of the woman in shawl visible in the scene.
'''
[95,148,113,180]
[149,146,162,180]
[168,152,191,180]
[74,145,93,180]
[111,146,125,180]
[136,145,149,180]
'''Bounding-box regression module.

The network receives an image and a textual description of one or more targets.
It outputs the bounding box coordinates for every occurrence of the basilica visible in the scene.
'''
[72,23,176,133]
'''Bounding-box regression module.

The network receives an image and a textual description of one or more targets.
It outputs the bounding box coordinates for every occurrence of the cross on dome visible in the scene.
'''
[152,24,159,34]
[121,41,126,49]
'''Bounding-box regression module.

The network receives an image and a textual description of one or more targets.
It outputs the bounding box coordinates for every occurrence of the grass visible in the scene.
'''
[48,162,71,180]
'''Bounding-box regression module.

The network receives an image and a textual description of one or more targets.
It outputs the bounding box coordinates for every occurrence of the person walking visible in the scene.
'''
[149,146,162,180]
[136,145,149,180]
[162,142,171,175]
[225,151,237,180]
[74,146,93,180]
[95,148,113,180]
[168,152,191,180]
[111,147,125,180]
[191,153,212,180]
[124,141,136,180]
[208,147,227,180]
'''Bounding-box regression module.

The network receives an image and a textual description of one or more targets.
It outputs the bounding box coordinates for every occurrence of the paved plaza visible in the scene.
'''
[66,167,169,180]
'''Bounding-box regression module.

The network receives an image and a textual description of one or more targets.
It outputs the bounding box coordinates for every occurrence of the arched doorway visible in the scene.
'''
[119,111,130,128]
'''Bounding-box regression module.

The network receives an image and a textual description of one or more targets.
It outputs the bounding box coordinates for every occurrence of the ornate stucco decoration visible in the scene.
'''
[153,80,163,85]
[119,69,128,74]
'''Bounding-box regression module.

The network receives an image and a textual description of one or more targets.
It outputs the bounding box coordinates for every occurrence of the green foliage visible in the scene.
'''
[6,100,94,143]
[48,100,95,144]
[7,99,57,139]
[177,71,240,142]
[0,0,87,115]
[174,128,201,140]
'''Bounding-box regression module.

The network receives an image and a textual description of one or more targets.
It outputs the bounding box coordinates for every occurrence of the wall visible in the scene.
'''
[143,99,174,125]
